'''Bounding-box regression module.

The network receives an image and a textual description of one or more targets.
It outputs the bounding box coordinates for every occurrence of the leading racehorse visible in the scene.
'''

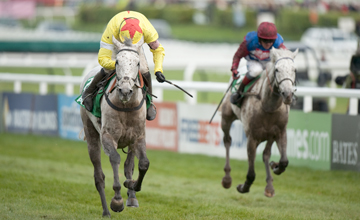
[80,36,149,217]
[220,47,298,197]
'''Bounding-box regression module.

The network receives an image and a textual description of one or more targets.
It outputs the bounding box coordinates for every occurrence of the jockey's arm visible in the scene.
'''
[148,40,165,74]
[98,19,117,71]
[231,41,248,71]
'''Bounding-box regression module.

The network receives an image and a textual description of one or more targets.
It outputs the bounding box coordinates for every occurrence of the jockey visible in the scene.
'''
[230,22,287,104]
[82,11,165,121]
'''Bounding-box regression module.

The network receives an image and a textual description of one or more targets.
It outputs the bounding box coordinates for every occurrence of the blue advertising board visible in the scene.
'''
[2,92,34,134]
[57,94,84,141]
[32,94,58,136]
[1,93,58,135]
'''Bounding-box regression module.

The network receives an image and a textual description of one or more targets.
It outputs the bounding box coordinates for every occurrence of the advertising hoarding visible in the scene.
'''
[331,114,360,172]
[256,110,332,170]
[177,102,247,160]
[58,94,84,141]
[146,102,178,151]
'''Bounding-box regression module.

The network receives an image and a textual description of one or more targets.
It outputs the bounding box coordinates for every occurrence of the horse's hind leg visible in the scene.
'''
[220,95,237,189]
[101,132,124,213]
[124,147,139,207]
[82,115,110,217]
[237,137,258,193]
[270,130,289,175]
[124,138,149,192]
[263,140,275,197]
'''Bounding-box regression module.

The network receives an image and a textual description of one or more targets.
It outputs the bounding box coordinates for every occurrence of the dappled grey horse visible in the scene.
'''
[80,36,149,217]
[221,47,298,197]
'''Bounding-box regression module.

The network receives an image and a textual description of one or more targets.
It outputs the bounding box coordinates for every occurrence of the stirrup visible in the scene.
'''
[230,92,242,104]
[146,103,157,121]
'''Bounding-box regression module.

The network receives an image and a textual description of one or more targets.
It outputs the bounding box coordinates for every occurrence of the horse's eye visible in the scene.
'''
[275,68,278,72]
[115,60,118,65]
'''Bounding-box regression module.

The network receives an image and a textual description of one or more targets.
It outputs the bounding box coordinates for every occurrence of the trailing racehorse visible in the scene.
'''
[79,36,149,217]
[220,47,298,197]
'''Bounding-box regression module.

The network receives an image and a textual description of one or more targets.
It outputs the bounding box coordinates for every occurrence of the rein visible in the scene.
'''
[104,90,145,112]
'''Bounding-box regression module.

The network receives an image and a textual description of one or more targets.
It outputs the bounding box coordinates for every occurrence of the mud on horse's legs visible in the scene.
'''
[124,147,139,207]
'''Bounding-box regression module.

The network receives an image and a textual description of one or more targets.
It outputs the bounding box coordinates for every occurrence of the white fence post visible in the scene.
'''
[349,97,358,115]
[184,63,197,104]
[39,82,48,95]
[303,95,313,113]
[14,81,21,93]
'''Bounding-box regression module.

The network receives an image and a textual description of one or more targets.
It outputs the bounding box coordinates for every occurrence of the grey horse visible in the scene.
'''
[80,36,149,217]
[220,47,298,197]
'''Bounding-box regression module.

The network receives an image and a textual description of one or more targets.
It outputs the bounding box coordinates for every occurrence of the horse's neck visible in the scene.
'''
[260,64,283,112]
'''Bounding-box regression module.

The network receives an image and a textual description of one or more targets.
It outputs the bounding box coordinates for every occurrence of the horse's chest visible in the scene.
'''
[244,110,288,140]
[102,116,145,148]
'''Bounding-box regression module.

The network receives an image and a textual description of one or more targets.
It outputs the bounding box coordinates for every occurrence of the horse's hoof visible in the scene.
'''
[236,184,250,193]
[126,198,139,207]
[110,197,124,212]
[221,176,232,189]
[264,188,275,198]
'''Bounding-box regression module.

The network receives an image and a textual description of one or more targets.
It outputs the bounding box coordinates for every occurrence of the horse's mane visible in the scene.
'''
[123,37,133,47]
[264,48,294,78]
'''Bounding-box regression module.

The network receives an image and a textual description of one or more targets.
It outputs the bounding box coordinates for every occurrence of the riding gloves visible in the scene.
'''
[155,71,166,83]
[232,69,240,80]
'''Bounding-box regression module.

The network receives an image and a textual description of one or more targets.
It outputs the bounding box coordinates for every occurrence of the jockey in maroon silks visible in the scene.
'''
[230,22,287,104]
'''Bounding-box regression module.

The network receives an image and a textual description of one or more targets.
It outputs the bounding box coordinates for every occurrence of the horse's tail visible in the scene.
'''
[79,129,87,141]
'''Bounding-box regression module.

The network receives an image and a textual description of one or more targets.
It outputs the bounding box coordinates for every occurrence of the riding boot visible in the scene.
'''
[230,81,246,104]
[82,68,107,112]
[142,72,157,121]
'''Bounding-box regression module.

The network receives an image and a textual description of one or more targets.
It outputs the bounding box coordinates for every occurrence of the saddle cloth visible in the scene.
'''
[75,74,151,118]
[230,73,261,108]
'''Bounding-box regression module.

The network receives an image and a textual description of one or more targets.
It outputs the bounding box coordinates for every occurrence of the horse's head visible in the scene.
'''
[269,47,298,105]
[112,36,144,102]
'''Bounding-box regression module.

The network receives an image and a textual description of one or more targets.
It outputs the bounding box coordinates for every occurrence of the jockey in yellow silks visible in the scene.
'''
[82,11,166,121]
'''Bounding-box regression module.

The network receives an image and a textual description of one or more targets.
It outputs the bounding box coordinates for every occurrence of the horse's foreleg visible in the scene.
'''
[124,147,139,207]
[263,140,275,197]
[102,133,124,213]
[124,138,149,192]
[271,130,289,175]
[237,138,257,193]
[82,115,110,217]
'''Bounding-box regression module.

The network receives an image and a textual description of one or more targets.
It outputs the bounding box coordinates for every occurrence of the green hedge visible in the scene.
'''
[77,4,360,41]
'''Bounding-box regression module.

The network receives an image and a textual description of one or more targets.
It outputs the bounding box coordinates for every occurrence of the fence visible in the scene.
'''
[0,72,359,115]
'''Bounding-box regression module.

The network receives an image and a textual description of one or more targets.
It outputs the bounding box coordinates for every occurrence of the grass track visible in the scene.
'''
[1,133,359,220]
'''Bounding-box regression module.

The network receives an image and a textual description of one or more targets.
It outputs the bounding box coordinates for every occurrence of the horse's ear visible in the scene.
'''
[112,35,123,50]
[270,47,278,62]
[292,48,299,58]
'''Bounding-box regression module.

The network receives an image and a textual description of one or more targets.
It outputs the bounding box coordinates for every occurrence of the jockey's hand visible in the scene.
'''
[155,71,166,83]
[232,69,239,80]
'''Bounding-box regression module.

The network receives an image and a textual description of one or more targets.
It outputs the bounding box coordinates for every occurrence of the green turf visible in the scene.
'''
[0,133,359,220]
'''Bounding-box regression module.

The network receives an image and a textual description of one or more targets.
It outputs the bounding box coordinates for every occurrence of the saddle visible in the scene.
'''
[231,75,261,108]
